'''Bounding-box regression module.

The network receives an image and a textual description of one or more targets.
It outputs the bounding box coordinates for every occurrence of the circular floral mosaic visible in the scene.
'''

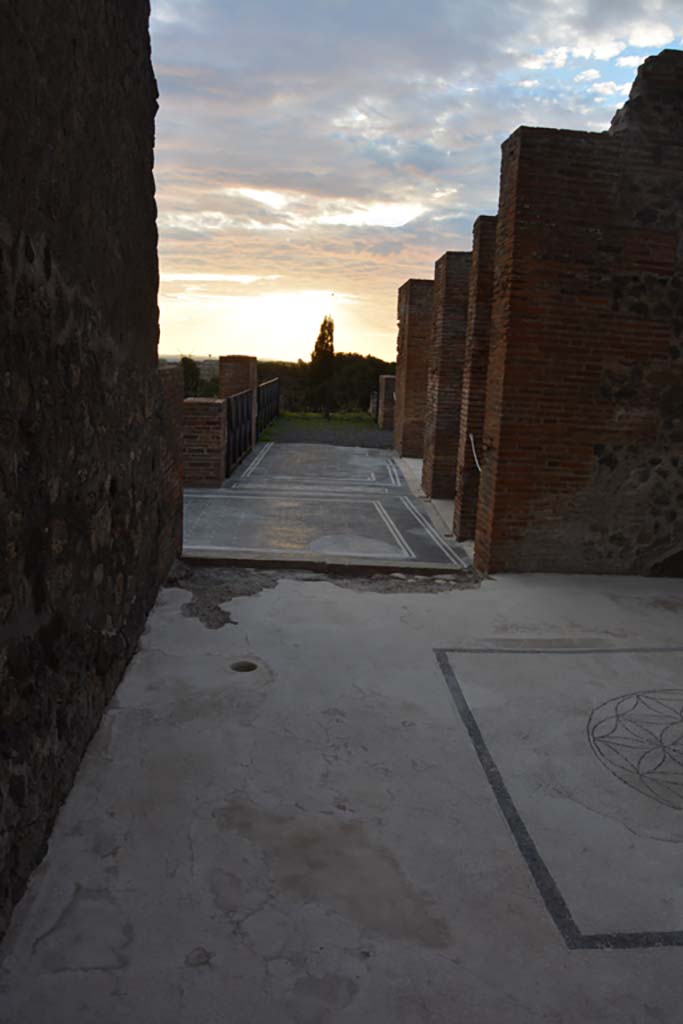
[588,690,683,810]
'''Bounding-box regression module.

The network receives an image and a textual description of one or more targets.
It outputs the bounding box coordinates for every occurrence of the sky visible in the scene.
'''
[150,0,683,363]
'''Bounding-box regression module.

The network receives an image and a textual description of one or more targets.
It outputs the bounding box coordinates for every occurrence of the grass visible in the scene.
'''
[258,410,381,442]
[281,410,376,424]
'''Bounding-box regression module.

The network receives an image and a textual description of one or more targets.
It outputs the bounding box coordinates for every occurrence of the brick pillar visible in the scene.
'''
[377,375,396,429]
[393,279,433,457]
[219,354,258,446]
[158,364,184,572]
[453,217,497,540]
[475,50,683,574]
[182,398,227,487]
[421,252,471,498]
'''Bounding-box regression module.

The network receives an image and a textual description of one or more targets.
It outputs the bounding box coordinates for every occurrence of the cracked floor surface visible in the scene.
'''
[1,567,683,1022]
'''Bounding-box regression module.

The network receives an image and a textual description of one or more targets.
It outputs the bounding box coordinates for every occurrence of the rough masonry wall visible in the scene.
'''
[393,279,434,457]
[0,2,170,937]
[422,252,471,498]
[476,50,683,574]
[159,364,184,570]
[453,217,497,540]
[377,375,396,430]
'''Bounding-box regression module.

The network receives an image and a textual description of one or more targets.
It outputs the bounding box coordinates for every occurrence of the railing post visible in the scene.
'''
[219,355,258,448]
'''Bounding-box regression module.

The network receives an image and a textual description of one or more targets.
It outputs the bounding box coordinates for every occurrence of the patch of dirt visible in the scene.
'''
[165,563,281,629]
[165,561,480,629]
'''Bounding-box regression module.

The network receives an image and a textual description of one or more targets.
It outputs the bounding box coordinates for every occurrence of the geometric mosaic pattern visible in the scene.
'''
[588,691,683,811]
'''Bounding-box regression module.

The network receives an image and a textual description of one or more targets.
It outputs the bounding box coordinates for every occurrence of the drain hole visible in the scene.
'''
[231,660,258,673]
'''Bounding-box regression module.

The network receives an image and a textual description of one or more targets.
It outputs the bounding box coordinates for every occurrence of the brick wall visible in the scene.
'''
[393,279,434,457]
[159,365,184,571]
[218,355,258,397]
[475,50,683,574]
[219,356,258,447]
[182,399,227,488]
[453,217,497,540]
[422,252,471,498]
[378,375,396,429]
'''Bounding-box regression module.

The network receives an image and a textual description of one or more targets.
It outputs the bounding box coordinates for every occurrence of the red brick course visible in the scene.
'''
[422,251,471,498]
[475,50,683,573]
[453,217,497,539]
[393,279,433,457]
[182,398,227,488]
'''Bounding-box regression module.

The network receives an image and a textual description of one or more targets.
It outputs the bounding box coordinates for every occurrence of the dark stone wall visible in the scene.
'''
[475,50,683,574]
[0,1,173,937]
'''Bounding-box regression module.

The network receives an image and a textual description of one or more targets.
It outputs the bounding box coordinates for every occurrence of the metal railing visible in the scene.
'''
[256,378,280,438]
[226,388,254,475]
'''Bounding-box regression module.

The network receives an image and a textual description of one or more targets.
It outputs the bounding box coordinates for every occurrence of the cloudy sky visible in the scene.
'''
[150,0,682,362]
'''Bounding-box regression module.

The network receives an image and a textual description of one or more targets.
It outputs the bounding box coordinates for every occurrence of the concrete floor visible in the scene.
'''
[184,443,469,569]
[2,568,683,1022]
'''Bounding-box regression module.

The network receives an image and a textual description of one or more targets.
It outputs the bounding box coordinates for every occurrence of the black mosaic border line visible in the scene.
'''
[435,646,683,951]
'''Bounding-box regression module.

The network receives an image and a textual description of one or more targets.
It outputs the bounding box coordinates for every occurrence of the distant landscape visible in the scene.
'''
[164,352,396,413]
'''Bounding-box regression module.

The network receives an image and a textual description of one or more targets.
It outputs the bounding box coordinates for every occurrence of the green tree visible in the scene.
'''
[181,356,200,397]
[309,315,335,417]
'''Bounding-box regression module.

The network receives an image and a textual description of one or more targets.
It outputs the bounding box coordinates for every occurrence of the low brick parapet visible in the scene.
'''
[182,398,227,487]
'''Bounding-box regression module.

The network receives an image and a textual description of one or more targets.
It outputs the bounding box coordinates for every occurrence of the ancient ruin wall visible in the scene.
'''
[422,252,471,499]
[393,279,434,457]
[453,217,497,540]
[476,51,683,574]
[183,398,228,487]
[0,2,173,936]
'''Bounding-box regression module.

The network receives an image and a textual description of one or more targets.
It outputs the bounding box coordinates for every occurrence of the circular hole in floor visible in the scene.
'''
[230,660,258,673]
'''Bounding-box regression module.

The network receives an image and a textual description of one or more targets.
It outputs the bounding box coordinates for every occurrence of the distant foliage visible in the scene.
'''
[332,353,395,412]
[309,315,336,417]
[181,356,200,397]
[197,377,219,397]
[257,350,395,414]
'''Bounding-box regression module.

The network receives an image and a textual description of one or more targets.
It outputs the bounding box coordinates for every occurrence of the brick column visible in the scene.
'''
[182,398,227,487]
[453,217,497,540]
[377,375,396,429]
[158,364,184,571]
[476,51,683,574]
[421,252,471,498]
[219,354,258,446]
[393,279,433,457]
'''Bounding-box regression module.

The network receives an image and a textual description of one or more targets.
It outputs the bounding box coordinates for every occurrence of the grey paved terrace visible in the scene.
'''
[3,568,683,1022]
[183,443,469,569]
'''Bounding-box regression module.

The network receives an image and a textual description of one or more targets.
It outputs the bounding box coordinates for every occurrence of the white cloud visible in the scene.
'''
[225,187,291,210]
[627,22,675,47]
[518,79,541,88]
[590,81,632,96]
[520,47,569,70]
[160,272,281,284]
[317,202,427,228]
[574,69,601,82]
[616,55,644,67]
